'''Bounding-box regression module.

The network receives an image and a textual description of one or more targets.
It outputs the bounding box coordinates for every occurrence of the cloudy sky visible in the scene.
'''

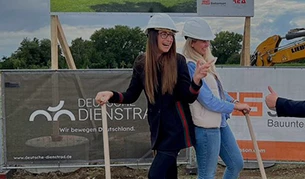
[1,0,305,58]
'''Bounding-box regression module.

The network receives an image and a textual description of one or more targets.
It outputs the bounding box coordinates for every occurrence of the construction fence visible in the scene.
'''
[1,67,305,170]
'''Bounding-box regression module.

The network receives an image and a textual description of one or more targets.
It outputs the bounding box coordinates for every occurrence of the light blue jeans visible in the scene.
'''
[194,125,243,179]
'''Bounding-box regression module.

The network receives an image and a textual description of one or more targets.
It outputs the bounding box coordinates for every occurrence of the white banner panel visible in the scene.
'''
[197,0,254,17]
[218,67,305,161]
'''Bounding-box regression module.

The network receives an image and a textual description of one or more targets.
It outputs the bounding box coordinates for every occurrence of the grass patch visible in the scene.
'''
[50,0,195,13]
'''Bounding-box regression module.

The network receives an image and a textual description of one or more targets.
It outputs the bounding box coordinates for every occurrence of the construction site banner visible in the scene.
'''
[50,0,196,14]
[2,70,188,165]
[217,67,305,161]
[2,67,305,165]
[198,0,254,17]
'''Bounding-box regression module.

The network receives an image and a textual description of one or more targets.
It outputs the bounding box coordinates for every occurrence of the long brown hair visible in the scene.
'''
[145,29,177,104]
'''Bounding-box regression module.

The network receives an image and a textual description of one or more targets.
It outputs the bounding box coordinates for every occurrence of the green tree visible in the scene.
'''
[0,56,12,69]
[0,38,50,69]
[226,53,240,64]
[1,25,146,69]
[70,38,94,69]
[13,38,50,68]
[211,31,243,64]
[0,38,68,69]
[90,25,147,68]
[0,56,25,69]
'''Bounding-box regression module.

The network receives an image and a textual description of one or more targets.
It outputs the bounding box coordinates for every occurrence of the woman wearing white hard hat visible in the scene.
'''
[96,13,211,179]
[182,17,251,179]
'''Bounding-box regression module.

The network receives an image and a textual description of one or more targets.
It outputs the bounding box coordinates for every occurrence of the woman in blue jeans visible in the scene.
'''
[182,17,251,179]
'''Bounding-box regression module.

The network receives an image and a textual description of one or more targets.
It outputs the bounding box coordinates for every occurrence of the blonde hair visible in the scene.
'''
[182,38,217,75]
[183,38,226,99]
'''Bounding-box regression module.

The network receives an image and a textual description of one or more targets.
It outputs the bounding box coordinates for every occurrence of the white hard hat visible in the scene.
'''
[182,17,215,41]
[145,13,178,34]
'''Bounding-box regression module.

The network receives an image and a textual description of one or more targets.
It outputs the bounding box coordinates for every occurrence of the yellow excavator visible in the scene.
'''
[250,28,305,66]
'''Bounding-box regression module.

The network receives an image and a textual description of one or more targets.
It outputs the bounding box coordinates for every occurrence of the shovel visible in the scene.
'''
[245,113,267,179]
[102,104,111,179]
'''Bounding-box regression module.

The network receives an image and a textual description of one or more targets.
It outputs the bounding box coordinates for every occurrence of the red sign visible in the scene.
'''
[202,0,211,5]
[233,0,247,4]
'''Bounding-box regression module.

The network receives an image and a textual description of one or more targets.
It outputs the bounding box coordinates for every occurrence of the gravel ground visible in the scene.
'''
[9,163,305,179]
